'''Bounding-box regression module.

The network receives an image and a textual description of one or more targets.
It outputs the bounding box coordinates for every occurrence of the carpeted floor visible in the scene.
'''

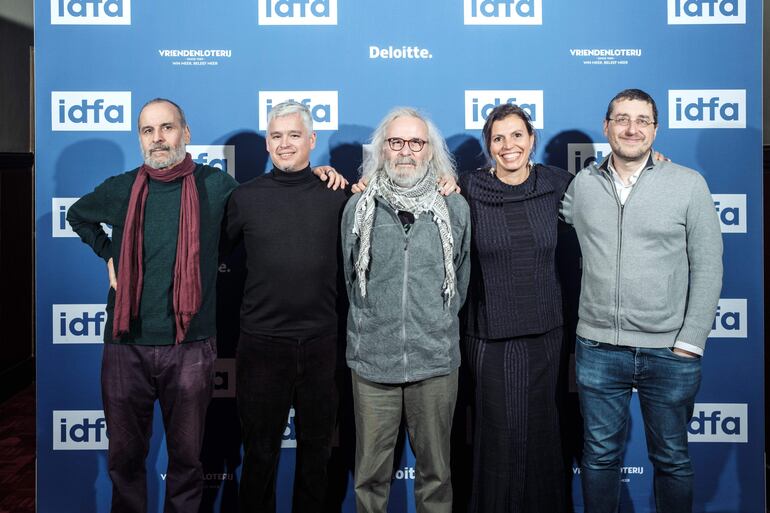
[0,383,35,513]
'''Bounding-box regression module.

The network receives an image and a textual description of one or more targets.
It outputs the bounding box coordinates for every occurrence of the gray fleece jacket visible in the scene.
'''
[342,193,471,384]
[561,154,723,352]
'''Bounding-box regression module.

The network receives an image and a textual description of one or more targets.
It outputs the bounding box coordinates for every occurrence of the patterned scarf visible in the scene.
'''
[113,153,201,344]
[352,167,456,305]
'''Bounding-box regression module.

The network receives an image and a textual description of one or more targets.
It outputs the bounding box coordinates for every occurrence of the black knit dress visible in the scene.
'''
[460,164,571,513]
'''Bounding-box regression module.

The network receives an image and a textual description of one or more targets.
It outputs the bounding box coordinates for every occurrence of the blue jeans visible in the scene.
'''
[575,336,701,513]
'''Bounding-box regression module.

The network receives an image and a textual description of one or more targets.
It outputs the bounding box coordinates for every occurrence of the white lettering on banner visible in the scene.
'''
[464,90,543,130]
[668,90,746,129]
[157,50,233,58]
[258,0,337,25]
[688,403,748,442]
[258,91,338,131]
[464,0,542,25]
[51,91,132,131]
[392,466,415,480]
[710,299,747,338]
[51,0,131,25]
[51,198,113,238]
[53,304,107,344]
[188,145,236,178]
[53,410,109,450]
[213,358,236,398]
[282,407,297,448]
[668,0,745,24]
[566,143,612,174]
[369,46,433,60]
[712,194,746,233]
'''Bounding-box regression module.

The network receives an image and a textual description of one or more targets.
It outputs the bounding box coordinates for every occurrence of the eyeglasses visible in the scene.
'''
[387,138,427,152]
[608,116,656,128]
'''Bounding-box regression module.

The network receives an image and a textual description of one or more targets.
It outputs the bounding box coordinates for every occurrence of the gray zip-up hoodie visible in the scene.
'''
[342,193,471,384]
[561,154,723,352]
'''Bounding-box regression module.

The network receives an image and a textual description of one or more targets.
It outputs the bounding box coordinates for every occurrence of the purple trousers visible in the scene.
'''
[101,337,217,513]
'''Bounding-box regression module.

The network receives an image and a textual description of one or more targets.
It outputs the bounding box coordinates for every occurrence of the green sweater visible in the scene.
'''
[67,164,238,345]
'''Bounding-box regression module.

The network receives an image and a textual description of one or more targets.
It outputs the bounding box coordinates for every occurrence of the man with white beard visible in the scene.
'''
[341,107,471,513]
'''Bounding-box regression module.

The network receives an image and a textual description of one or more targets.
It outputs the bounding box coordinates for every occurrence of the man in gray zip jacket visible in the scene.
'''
[341,107,471,513]
[561,89,723,513]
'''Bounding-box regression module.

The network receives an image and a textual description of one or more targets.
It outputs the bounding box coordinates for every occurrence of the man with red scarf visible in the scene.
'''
[67,98,345,513]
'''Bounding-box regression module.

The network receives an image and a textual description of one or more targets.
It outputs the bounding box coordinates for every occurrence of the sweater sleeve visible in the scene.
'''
[66,178,117,262]
[676,174,723,352]
[220,189,245,257]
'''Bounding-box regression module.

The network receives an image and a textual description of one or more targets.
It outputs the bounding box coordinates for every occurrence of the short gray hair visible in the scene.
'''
[361,107,456,180]
[137,98,187,130]
[266,100,313,133]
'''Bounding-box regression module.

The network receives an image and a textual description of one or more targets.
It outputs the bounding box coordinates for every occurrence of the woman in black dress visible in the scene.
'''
[460,103,571,513]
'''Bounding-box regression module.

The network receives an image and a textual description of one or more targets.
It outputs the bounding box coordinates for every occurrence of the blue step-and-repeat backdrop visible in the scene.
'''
[35,1,763,512]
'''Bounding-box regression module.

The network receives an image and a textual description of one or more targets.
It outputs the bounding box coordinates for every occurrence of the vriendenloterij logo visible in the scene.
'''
[53,304,107,344]
[213,358,236,398]
[259,91,338,131]
[51,197,114,238]
[464,0,542,25]
[53,410,109,450]
[465,90,543,130]
[258,0,337,25]
[688,403,748,443]
[188,145,236,178]
[668,89,745,129]
[51,91,132,131]
[667,0,745,24]
[712,194,746,233]
[566,143,612,174]
[51,0,131,25]
[710,298,747,339]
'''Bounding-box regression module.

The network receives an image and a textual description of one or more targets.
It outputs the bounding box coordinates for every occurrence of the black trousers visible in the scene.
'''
[236,331,338,513]
[464,327,565,513]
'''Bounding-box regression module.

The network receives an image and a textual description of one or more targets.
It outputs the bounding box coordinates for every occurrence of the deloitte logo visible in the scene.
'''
[668,89,746,129]
[464,0,541,25]
[51,91,132,131]
[566,143,611,174]
[667,0,745,24]
[258,0,337,25]
[464,90,543,130]
[688,403,747,443]
[188,145,236,178]
[259,91,338,131]
[282,407,297,448]
[712,194,746,233]
[51,0,131,25]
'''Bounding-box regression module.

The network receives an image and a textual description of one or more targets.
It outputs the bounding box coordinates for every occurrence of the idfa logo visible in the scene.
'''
[51,197,113,238]
[567,143,612,174]
[213,358,236,398]
[51,0,131,25]
[259,91,338,131]
[53,304,107,344]
[668,90,746,129]
[668,0,745,24]
[281,407,297,448]
[710,298,747,339]
[688,403,747,443]
[464,0,542,25]
[258,0,337,25]
[712,194,746,233]
[52,91,132,131]
[465,90,543,130]
[53,410,109,450]
[188,145,236,178]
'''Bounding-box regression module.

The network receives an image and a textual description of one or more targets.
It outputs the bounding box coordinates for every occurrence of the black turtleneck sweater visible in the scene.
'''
[223,166,348,338]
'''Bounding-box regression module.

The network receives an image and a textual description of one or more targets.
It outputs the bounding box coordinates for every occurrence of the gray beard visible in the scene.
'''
[143,144,187,169]
[384,157,429,188]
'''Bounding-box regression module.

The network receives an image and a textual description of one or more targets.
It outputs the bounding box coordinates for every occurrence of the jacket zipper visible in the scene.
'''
[402,230,409,382]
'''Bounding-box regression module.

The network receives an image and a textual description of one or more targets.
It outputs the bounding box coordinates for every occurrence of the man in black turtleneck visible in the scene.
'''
[223,100,347,512]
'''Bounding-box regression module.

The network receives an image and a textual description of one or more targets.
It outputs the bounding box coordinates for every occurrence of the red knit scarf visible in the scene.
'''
[113,153,201,343]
